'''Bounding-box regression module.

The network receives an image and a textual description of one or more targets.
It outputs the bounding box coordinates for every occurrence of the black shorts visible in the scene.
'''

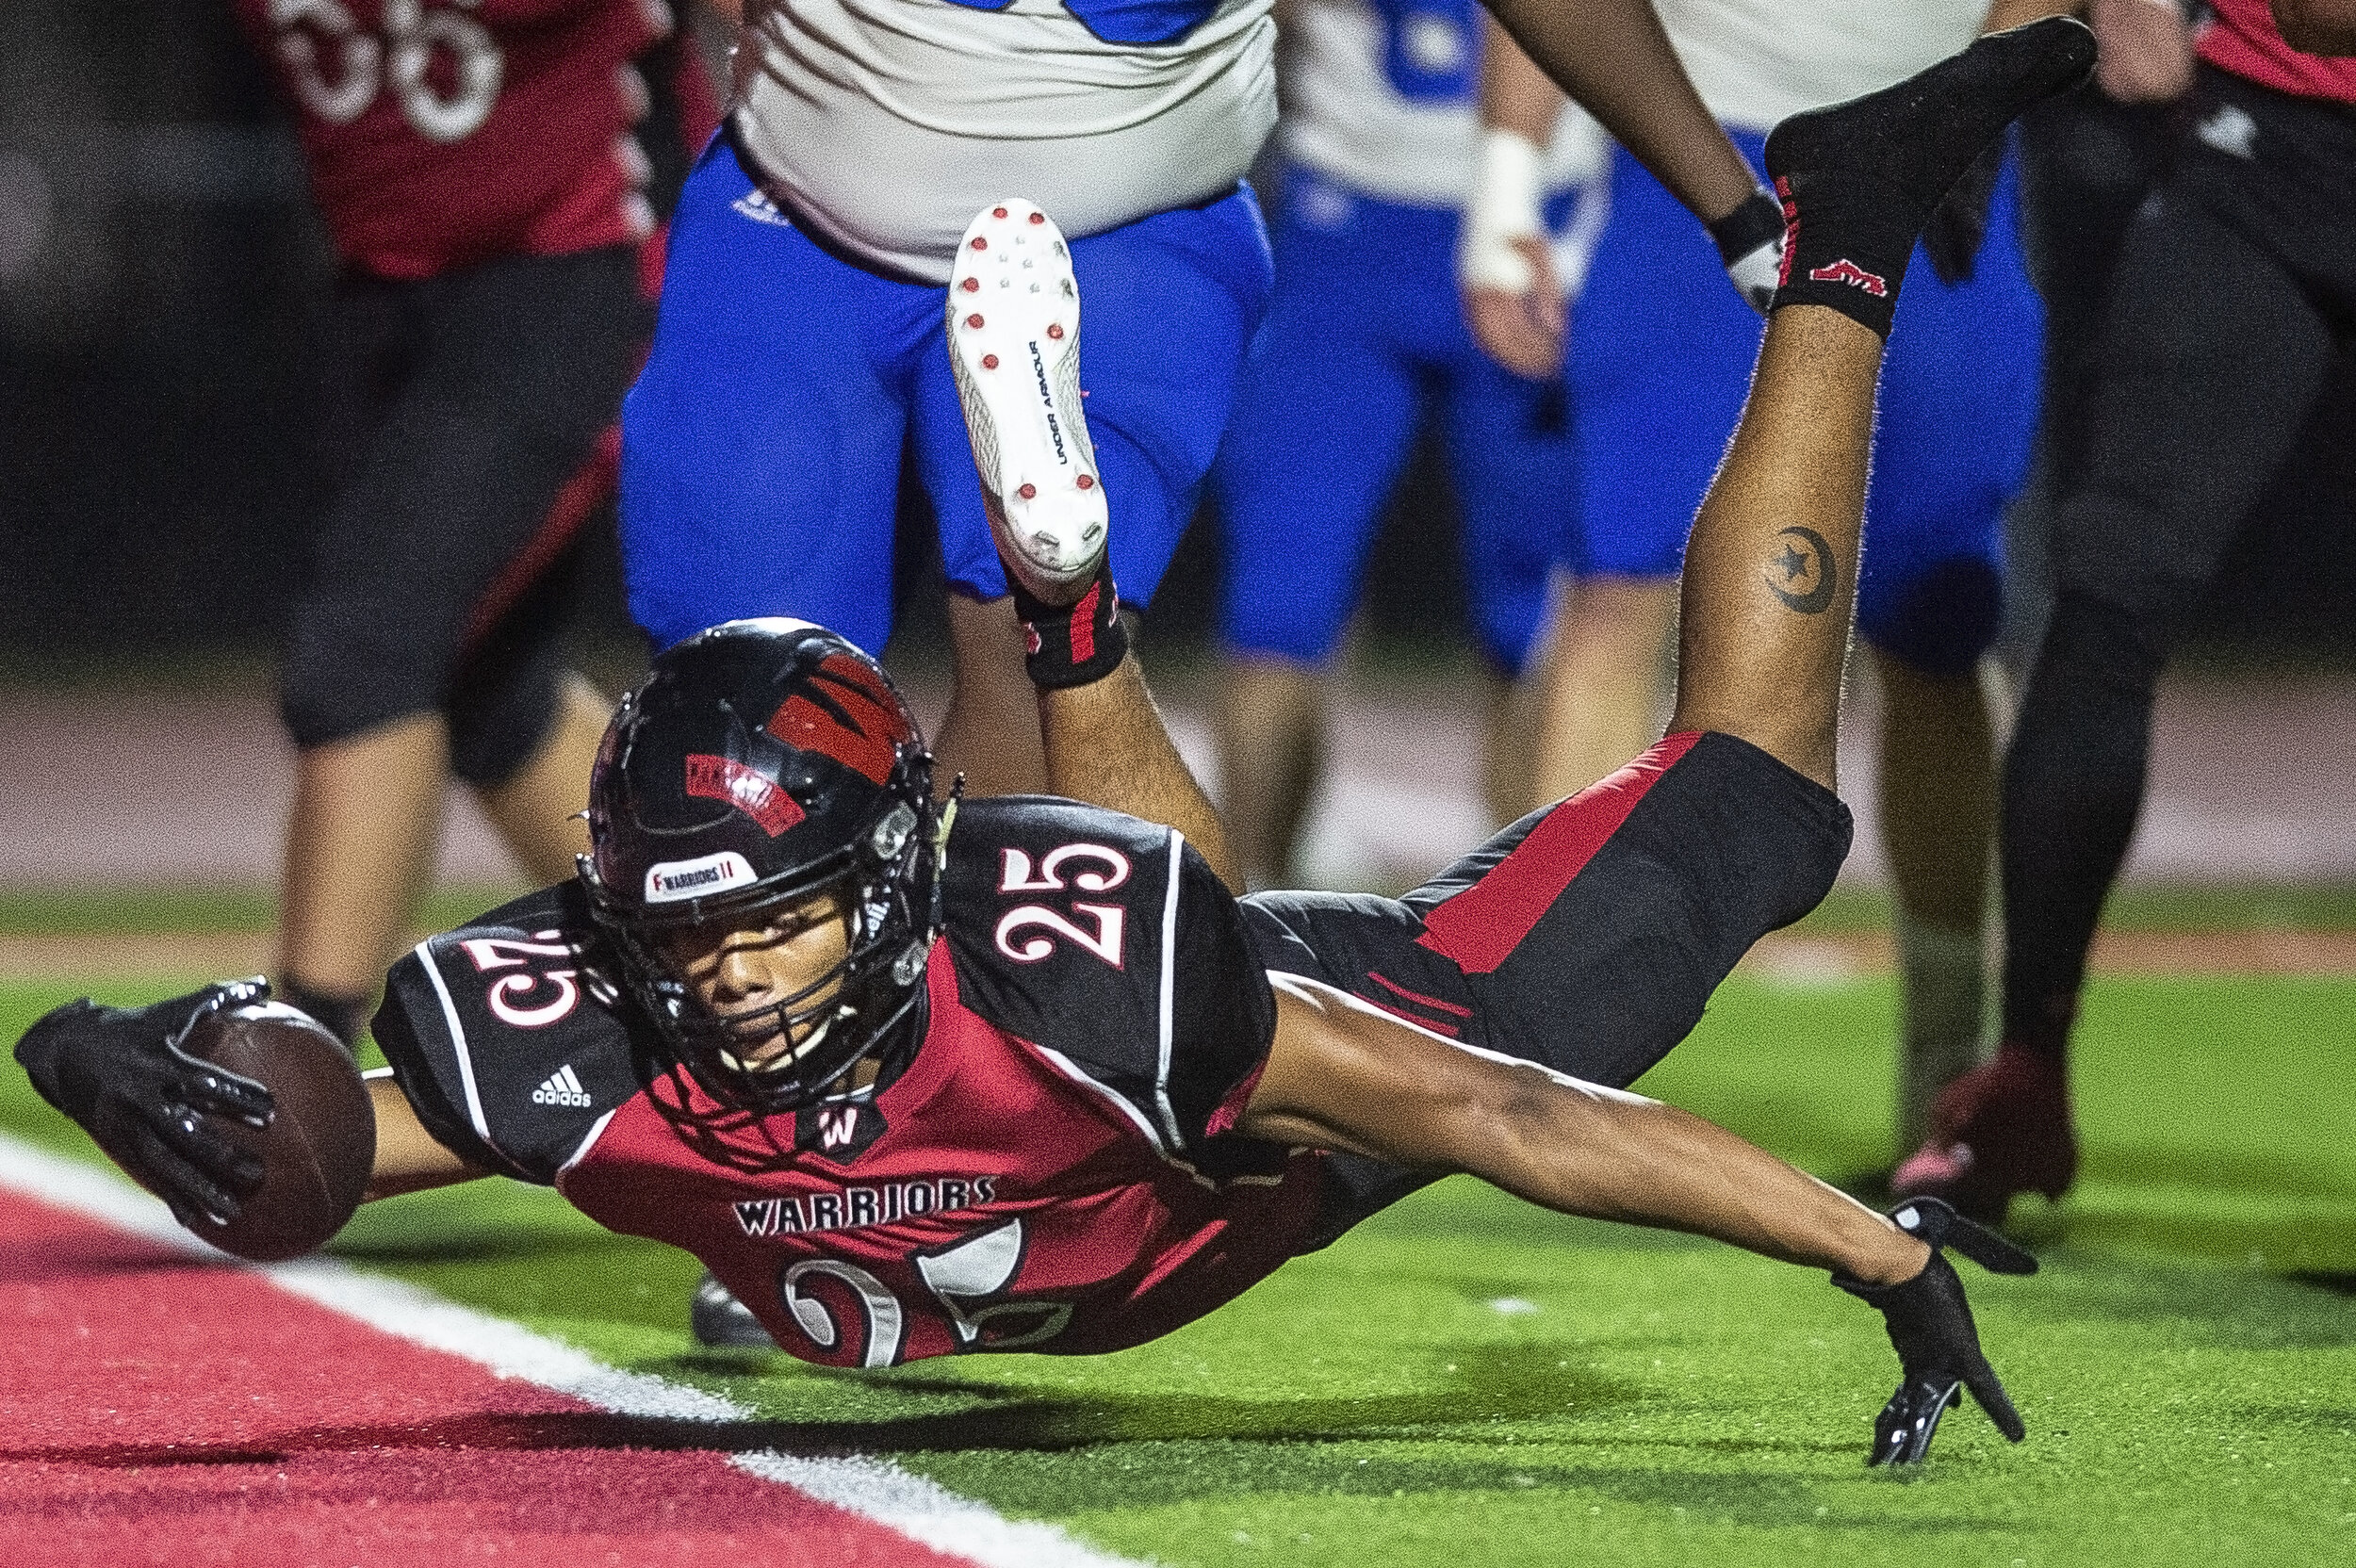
[2051,65,2356,643]
[1242,730,1854,1251]
[280,244,651,784]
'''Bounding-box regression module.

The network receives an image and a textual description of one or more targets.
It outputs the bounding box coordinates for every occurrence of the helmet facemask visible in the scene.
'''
[589,792,937,1115]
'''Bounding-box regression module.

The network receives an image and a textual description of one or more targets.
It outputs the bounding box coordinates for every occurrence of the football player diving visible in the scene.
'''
[15,20,2095,1468]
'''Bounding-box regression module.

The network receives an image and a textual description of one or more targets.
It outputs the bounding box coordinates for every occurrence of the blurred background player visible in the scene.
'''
[1896,0,2356,1219]
[617,0,1785,800]
[1208,0,1608,888]
[245,0,717,1047]
[1470,0,2057,1156]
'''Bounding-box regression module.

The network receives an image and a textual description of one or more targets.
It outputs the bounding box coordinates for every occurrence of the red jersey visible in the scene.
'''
[376,799,1331,1368]
[233,0,668,279]
[2199,0,2356,105]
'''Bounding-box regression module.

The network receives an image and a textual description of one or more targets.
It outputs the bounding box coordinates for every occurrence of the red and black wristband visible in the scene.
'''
[1011,558,1129,690]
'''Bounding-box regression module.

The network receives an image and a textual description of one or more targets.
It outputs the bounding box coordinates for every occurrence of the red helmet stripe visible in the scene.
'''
[765,654,905,786]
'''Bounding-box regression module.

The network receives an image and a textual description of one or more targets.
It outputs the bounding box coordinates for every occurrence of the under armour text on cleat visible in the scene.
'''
[691,1268,778,1349]
[948,199,1107,606]
[1762,17,2095,336]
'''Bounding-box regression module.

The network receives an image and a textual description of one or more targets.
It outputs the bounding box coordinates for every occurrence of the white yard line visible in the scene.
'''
[0,1128,1150,1568]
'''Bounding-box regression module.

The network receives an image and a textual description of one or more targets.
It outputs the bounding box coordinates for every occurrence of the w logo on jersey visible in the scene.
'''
[795,1100,887,1160]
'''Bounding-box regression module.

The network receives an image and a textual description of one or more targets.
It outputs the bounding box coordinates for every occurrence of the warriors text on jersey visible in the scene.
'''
[374,797,1326,1367]
[234,0,666,278]
[728,0,1276,282]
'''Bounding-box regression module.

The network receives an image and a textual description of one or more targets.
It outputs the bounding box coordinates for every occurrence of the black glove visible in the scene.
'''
[1835,1195,2037,1465]
[1922,142,2003,286]
[14,978,276,1229]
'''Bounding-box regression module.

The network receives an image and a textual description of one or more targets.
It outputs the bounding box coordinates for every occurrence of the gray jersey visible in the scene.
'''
[1655,0,1987,132]
[732,0,1276,284]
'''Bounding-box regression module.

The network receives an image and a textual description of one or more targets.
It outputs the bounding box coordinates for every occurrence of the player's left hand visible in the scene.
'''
[1461,128,1568,379]
[14,979,277,1228]
[1835,1195,2037,1465]
[1922,143,2002,286]
[1464,235,1568,380]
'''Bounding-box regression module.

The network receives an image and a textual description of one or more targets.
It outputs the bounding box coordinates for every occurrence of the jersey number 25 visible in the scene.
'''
[994,843,1131,969]
[779,1219,1071,1366]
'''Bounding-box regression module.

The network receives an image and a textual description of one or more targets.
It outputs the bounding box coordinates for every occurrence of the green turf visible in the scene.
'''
[9,880,2352,937]
[6,971,2353,1567]
[0,885,532,937]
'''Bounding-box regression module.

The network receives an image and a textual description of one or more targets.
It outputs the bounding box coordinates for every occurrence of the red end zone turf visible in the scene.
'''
[0,1188,965,1568]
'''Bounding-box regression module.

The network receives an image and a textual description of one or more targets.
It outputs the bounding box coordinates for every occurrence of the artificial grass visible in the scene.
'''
[0,885,531,938]
[9,880,2354,937]
[5,971,2353,1567]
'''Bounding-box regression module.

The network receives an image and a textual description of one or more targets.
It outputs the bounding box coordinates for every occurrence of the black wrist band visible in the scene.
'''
[1011,559,1128,690]
[1708,188,1785,265]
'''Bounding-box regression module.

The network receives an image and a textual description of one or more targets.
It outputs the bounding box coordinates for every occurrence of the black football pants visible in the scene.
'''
[2000,67,2356,1056]
[280,244,648,787]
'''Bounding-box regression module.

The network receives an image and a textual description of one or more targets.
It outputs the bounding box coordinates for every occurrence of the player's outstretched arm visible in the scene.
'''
[1242,977,1927,1279]
[14,984,274,1229]
[362,1070,492,1200]
[1239,977,2034,1462]
[13,981,490,1217]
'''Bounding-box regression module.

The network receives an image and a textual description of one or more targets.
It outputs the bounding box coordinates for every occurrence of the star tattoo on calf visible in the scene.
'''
[1766,525,1836,614]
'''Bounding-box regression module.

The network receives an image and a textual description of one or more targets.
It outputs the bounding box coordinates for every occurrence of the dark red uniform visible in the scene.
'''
[379,799,1324,1365]
[376,735,1850,1367]
[244,2,717,794]
[232,0,667,279]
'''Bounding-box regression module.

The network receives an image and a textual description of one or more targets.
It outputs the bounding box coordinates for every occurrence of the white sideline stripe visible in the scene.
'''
[735,1451,1137,1566]
[0,1130,1148,1568]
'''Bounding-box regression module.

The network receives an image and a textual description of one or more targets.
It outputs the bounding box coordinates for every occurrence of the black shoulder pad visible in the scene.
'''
[372,883,652,1184]
[941,797,1276,1155]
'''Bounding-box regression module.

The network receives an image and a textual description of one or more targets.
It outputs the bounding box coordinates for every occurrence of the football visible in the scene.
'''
[181,999,376,1262]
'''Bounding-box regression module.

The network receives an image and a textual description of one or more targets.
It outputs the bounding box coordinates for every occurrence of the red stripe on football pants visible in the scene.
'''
[1415,730,1703,975]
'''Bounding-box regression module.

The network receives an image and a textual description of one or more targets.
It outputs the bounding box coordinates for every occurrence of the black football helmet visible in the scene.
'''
[579,619,941,1113]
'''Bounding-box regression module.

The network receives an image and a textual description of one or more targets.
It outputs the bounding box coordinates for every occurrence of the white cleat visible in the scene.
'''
[947,199,1107,606]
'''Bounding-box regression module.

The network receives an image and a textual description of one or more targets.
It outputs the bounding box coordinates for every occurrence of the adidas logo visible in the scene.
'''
[531,1064,593,1109]
[731,189,795,228]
